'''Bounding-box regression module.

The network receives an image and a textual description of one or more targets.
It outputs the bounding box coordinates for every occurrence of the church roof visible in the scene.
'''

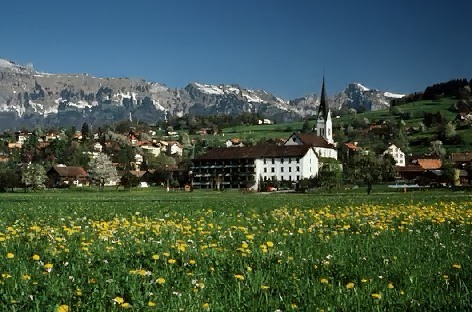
[287,132,335,148]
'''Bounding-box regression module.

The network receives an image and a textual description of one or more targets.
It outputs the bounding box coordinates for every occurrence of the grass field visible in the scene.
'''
[0,188,471,311]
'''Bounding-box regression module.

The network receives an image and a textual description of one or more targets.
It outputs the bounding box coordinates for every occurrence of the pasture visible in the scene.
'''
[0,189,471,311]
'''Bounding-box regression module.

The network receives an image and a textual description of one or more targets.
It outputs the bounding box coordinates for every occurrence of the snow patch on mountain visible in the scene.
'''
[384,91,405,98]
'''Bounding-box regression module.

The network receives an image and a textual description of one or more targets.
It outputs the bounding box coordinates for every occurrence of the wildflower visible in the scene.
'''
[22,274,31,280]
[234,274,245,281]
[152,254,159,260]
[32,254,40,261]
[246,266,252,272]
[167,258,176,264]
[452,263,461,269]
[320,278,329,284]
[148,301,156,307]
[113,297,125,305]
[261,285,270,290]
[291,303,298,309]
[267,241,274,248]
[202,303,210,309]
[156,277,166,285]
[361,278,368,283]
[2,273,12,278]
[189,259,196,265]
[246,234,254,240]
[387,282,394,289]
[121,302,131,308]
[346,282,355,289]
[6,253,14,259]
[57,305,69,312]
[76,288,82,296]
[371,293,381,299]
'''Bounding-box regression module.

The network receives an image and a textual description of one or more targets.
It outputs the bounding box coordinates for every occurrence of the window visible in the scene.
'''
[288,158,292,164]
[281,167,284,173]
[281,176,284,181]
[289,167,292,172]
[263,158,266,164]
[263,168,267,173]
[296,158,300,163]
[296,166,300,172]
[297,175,300,180]
[281,158,284,164]
[271,158,275,164]
[271,167,275,173]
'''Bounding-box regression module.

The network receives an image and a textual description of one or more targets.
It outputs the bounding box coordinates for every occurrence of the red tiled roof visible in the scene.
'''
[51,166,89,177]
[417,159,442,170]
[451,152,472,163]
[286,132,334,148]
[196,145,312,161]
[345,142,358,151]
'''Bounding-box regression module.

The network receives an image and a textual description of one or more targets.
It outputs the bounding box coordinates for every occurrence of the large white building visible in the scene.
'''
[191,145,319,190]
[383,144,406,167]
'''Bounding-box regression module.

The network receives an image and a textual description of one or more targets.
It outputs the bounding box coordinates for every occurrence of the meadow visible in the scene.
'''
[0,189,471,311]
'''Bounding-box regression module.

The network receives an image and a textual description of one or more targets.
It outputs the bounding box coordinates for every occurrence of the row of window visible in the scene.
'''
[263,157,300,165]
[263,166,300,173]
[263,175,301,181]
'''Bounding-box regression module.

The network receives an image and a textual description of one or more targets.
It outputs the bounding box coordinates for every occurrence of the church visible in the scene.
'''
[191,78,338,190]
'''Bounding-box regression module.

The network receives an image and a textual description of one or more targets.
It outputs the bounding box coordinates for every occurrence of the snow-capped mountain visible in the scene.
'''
[0,57,404,130]
[331,83,405,112]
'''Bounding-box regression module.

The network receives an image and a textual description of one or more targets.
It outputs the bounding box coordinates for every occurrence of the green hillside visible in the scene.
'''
[212,97,472,155]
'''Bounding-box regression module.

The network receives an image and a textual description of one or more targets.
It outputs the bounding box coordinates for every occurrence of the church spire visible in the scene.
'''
[318,76,328,121]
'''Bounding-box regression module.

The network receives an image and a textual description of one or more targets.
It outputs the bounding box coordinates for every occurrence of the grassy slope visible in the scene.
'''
[206,97,471,154]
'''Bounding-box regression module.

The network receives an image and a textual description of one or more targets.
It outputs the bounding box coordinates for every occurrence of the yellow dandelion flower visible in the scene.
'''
[387,282,394,289]
[2,273,12,278]
[291,303,298,309]
[189,259,196,265]
[266,241,274,248]
[6,253,14,259]
[234,274,245,281]
[241,242,249,249]
[320,278,329,284]
[163,252,170,257]
[152,254,159,260]
[156,277,166,285]
[121,302,131,308]
[246,266,252,272]
[202,303,210,309]
[346,282,355,289]
[361,278,368,283]
[113,296,125,304]
[32,254,40,261]
[22,274,31,280]
[56,304,69,312]
[76,288,82,296]
[148,301,156,307]
[44,263,54,270]
[452,263,461,269]
[442,275,449,279]
[167,258,176,264]
[261,285,270,290]
[246,234,255,240]
[371,293,381,299]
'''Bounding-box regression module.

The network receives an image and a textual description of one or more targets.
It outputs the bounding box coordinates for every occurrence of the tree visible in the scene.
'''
[113,144,135,170]
[81,123,90,141]
[88,153,119,191]
[21,163,47,191]
[315,158,342,188]
[0,166,20,192]
[120,172,141,190]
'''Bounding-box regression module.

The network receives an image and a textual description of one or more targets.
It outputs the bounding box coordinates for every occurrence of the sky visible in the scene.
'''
[1,0,471,99]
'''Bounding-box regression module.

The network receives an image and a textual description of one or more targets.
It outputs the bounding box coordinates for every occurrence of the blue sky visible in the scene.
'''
[1,0,471,99]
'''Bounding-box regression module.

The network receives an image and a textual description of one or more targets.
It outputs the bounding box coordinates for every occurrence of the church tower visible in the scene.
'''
[315,76,333,144]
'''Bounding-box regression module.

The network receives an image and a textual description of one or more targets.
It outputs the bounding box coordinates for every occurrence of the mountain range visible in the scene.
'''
[0,58,405,131]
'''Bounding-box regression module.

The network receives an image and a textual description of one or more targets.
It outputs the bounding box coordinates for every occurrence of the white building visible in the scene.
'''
[191,145,319,190]
[383,144,405,167]
[284,132,337,160]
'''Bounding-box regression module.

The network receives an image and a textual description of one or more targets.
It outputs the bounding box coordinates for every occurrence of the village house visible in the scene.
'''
[47,165,89,187]
[225,138,244,148]
[383,144,405,167]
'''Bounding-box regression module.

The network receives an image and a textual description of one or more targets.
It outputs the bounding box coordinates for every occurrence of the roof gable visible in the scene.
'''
[50,166,89,177]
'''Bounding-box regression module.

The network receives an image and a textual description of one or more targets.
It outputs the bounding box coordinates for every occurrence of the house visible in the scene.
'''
[47,165,89,187]
[128,170,154,187]
[191,145,319,190]
[141,143,161,157]
[265,138,286,146]
[258,119,273,125]
[225,138,244,148]
[166,142,183,156]
[451,152,472,167]
[383,144,405,167]
[197,128,215,135]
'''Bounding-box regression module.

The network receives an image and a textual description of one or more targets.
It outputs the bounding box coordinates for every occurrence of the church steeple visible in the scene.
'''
[317,76,328,121]
[315,76,333,144]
